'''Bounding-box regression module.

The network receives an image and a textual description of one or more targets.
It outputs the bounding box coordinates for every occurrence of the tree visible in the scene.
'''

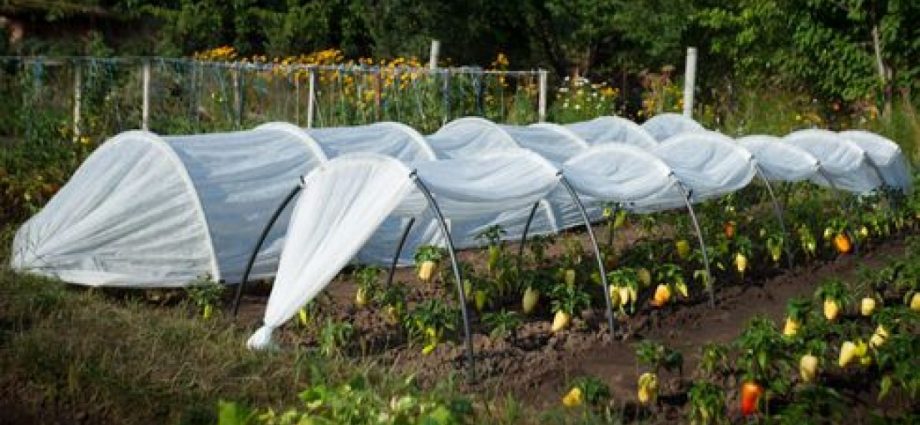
[696,0,920,104]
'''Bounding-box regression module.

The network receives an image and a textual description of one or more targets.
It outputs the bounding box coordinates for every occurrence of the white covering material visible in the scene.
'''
[425,118,568,245]
[307,121,435,165]
[562,144,683,211]
[427,117,519,158]
[13,114,913,293]
[249,151,560,349]
[565,116,658,149]
[652,131,757,205]
[737,135,821,182]
[840,130,913,193]
[12,125,326,286]
[411,151,560,218]
[641,113,705,141]
[249,154,417,349]
[501,123,589,165]
[783,129,883,193]
[304,122,439,264]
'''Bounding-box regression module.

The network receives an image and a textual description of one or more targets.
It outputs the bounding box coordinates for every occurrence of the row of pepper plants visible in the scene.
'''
[335,176,916,354]
[236,176,919,424]
[560,234,919,422]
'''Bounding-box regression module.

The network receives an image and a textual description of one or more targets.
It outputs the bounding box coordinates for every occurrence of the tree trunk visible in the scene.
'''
[871,23,892,117]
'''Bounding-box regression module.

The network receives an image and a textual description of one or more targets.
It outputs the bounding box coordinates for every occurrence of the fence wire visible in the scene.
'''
[0,56,546,142]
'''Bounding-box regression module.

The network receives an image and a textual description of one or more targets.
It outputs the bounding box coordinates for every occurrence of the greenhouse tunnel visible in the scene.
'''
[11,114,913,347]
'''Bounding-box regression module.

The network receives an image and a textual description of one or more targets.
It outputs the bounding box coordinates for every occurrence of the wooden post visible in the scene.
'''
[190,61,201,130]
[871,25,892,116]
[442,69,451,124]
[375,68,383,121]
[538,69,548,122]
[142,59,151,130]
[429,40,440,70]
[232,64,243,129]
[72,60,82,141]
[306,67,316,128]
[294,68,301,126]
[682,47,697,118]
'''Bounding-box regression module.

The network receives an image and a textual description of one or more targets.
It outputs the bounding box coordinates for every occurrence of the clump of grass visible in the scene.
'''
[0,216,403,425]
[0,267,319,424]
[0,226,539,425]
[866,100,920,164]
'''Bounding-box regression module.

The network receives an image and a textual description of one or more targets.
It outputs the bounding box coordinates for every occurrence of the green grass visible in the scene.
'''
[0,220,422,423]
[0,266,312,424]
[703,91,920,165]
[0,225,586,425]
[0,268,601,425]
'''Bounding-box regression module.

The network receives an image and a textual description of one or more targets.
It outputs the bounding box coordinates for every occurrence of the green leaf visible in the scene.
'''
[218,400,253,425]
[879,375,893,401]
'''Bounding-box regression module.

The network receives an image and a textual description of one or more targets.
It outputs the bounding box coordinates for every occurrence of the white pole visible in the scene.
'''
[538,69,547,122]
[306,67,316,128]
[142,59,151,130]
[682,47,697,118]
[429,40,440,70]
[72,61,81,141]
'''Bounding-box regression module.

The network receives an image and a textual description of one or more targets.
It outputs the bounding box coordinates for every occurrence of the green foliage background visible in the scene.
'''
[3,0,918,104]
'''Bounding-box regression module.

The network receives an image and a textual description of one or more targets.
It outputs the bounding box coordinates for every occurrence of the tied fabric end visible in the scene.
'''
[246,325,277,351]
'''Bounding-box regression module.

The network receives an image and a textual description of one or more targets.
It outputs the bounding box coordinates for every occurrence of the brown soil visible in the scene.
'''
[233,224,914,419]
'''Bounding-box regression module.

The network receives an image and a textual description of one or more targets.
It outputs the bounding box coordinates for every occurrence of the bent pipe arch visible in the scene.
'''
[516,201,543,272]
[411,173,476,382]
[558,175,617,337]
[385,217,417,289]
[515,184,616,337]
[673,178,715,308]
[862,152,887,191]
[232,180,304,316]
[754,166,795,270]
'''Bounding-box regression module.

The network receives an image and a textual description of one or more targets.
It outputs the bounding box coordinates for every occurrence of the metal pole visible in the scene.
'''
[559,176,616,337]
[682,47,697,118]
[232,183,303,316]
[517,202,542,271]
[538,69,548,122]
[306,67,316,128]
[412,174,475,382]
[385,217,417,289]
[72,59,81,141]
[755,167,794,269]
[863,153,887,190]
[674,179,714,308]
[142,59,150,130]
[429,40,441,70]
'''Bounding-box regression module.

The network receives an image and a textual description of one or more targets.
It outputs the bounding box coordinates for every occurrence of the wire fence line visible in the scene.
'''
[0,56,548,143]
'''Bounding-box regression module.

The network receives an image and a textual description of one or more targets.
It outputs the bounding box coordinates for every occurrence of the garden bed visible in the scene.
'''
[233,226,916,421]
